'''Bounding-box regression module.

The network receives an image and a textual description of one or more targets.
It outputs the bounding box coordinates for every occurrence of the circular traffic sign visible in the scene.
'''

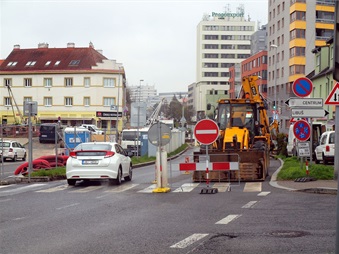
[292,77,313,97]
[293,119,311,142]
[194,119,219,145]
[148,122,172,146]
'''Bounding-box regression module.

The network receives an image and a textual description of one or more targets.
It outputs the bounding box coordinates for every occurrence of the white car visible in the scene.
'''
[81,124,104,135]
[314,131,335,165]
[0,140,27,161]
[66,142,133,185]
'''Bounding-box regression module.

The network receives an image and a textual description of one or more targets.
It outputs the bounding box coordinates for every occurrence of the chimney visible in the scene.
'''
[38,43,49,48]
[67,42,75,48]
[13,44,20,50]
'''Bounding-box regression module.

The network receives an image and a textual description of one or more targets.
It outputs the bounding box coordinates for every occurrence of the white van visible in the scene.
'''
[287,121,326,158]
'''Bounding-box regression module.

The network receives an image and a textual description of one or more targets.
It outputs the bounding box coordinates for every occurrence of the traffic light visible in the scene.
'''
[272,101,276,110]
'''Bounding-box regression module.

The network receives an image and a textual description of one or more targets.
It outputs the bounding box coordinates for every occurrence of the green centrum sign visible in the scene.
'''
[212,12,244,18]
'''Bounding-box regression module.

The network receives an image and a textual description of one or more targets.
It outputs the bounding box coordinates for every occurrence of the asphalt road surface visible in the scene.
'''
[0,149,336,254]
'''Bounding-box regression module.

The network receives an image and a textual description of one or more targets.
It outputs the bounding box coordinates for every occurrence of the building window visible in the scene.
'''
[204,44,218,49]
[69,60,80,66]
[221,54,235,58]
[204,72,218,77]
[44,78,52,87]
[103,97,115,106]
[4,97,12,106]
[65,97,73,106]
[24,97,32,103]
[204,54,218,58]
[65,78,73,87]
[84,97,90,106]
[204,35,218,40]
[25,61,36,66]
[44,97,52,106]
[24,78,32,87]
[4,78,12,87]
[84,77,90,87]
[204,63,218,68]
[103,78,115,87]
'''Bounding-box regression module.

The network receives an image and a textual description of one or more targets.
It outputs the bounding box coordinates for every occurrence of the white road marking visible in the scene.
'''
[56,203,80,210]
[243,182,262,192]
[215,214,241,225]
[71,186,103,193]
[2,183,46,192]
[36,184,69,193]
[0,185,12,189]
[104,183,139,193]
[0,198,11,202]
[212,182,230,192]
[173,183,199,192]
[138,184,157,193]
[170,233,209,249]
[242,201,258,208]
[12,217,27,221]
[258,191,270,196]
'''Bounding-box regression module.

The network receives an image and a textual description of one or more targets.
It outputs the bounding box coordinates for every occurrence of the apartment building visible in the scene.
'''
[267,0,335,132]
[0,42,126,133]
[194,5,257,117]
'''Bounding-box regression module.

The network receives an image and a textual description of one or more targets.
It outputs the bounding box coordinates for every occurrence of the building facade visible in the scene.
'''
[0,42,126,134]
[267,0,335,133]
[195,5,257,117]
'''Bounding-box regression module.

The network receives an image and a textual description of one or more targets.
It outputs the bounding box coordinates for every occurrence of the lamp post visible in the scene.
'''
[270,44,278,120]
[137,79,144,157]
[116,67,121,142]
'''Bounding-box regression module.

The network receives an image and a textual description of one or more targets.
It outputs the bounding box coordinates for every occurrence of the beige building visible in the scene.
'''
[0,42,126,134]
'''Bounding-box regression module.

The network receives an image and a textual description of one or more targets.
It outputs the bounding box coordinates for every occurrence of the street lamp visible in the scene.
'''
[270,44,278,120]
[137,79,144,157]
[116,66,122,142]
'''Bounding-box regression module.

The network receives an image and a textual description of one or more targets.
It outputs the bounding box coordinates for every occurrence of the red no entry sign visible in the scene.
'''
[194,119,219,145]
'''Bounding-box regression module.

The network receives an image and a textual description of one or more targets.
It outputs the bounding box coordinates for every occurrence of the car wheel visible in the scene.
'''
[67,179,76,186]
[124,165,133,181]
[12,155,17,162]
[22,153,26,161]
[111,168,122,185]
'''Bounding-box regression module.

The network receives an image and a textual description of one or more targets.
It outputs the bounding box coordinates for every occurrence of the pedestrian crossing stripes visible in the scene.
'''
[1,182,271,195]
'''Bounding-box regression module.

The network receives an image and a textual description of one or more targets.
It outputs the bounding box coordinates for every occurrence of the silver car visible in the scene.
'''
[66,142,133,186]
[0,140,27,161]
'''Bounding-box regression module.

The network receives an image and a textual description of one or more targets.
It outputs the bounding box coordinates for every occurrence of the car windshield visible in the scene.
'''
[75,143,112,151]
[0,142,10,147]
[122,131,138,141]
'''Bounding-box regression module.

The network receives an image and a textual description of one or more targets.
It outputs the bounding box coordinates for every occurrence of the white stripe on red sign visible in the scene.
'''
[196,129,218,134]
[179,162,239,171]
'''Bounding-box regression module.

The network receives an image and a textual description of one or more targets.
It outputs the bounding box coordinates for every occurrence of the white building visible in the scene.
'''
[194,5,257,116]
[0,42,126,134]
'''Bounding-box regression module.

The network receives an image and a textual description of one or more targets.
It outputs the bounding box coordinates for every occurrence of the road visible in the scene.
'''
[0,148,336,254]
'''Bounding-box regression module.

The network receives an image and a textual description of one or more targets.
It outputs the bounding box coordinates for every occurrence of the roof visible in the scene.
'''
[0,45,108,72]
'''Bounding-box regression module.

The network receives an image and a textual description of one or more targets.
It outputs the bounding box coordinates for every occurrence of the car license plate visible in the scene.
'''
[82,160,99,165]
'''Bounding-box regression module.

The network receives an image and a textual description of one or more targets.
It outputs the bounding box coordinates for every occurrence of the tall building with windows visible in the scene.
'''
[267,0,335,132]
[195,5,257,117]
[0,42,126,133]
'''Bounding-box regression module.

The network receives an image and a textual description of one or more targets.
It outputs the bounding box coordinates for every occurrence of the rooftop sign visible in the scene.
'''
[211,12,244,18]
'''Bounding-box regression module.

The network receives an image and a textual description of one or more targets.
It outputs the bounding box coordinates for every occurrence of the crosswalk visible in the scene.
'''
[0,182,271,196]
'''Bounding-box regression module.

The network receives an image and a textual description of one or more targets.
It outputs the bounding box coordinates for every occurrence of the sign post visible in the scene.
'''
[194,119,219,194]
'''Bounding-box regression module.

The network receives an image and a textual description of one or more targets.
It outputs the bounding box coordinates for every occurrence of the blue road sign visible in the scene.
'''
[292,77,313,98]
[293,119,311,142]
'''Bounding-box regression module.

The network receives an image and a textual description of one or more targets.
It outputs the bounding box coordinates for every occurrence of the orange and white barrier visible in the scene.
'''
[179,161,239,171]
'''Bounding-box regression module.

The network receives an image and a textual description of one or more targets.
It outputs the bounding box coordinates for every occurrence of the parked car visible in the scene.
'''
[0,140,27,161]
[39,123,63,143]
[80,124,104,135]
[314,131,335,164]
[66,142,133,185]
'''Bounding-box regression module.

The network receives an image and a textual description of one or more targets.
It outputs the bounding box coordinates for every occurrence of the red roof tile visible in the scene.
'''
[0,46,108,72]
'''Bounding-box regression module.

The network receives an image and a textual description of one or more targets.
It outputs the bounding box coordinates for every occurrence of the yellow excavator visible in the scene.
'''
[193,76,277,181]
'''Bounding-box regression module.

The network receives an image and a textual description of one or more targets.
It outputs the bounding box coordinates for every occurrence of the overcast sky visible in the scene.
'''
[0,0,268,93]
